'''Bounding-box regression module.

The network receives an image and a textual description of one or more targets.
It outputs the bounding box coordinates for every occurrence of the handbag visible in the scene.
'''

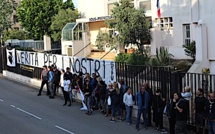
[107,96,111,105]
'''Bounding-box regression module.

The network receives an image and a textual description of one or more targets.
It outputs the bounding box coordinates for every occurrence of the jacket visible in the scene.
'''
[153,95,165,113]
[136,91,149,109]
[206,100,215,120]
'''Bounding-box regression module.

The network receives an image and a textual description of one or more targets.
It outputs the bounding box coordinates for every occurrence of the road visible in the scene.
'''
[0,77,161,134]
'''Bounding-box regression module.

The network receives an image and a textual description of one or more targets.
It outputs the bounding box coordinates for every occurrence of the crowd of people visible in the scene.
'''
[37,65,215,134]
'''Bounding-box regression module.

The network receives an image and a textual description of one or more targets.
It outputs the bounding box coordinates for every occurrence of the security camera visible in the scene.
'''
[198,19,204,25]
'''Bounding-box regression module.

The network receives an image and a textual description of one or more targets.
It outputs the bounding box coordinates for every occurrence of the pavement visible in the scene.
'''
[0,77,164,134]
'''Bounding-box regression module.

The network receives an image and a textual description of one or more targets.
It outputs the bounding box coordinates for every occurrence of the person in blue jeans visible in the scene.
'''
[206,93,215,134]
[136,86,149,131]
[123,87,134,125]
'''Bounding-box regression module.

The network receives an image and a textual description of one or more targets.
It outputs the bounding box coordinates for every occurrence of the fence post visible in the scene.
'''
[170,71,181,95]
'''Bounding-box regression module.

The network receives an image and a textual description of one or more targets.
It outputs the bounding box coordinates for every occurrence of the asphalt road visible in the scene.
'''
[0,77,161,134]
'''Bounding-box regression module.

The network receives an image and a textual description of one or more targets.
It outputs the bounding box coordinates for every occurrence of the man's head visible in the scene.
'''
[141,86,145,93]
[66,67,70,72]
[92,73,96,78]
[127,87,132,94]
[209,93,215,101]
[197,88,204,96]
[48,66,52,71]
[142,82,148,88]
[43,65,47,70]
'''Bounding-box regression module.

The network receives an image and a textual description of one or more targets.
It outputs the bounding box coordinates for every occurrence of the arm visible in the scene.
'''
[40,74,43,81]
[123,94,126,105]
[176,101,183,113]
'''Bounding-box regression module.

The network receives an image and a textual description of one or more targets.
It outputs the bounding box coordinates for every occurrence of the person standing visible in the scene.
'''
[64,67,73,102]
[37,65,50,96]
[123,87,134,125]
[143,82,153,126]
[153,89,167,133]
[105,83,113,117]
[48,66,55,99]
[136,86,149,131]
[194,88,207,134]
[59,69,66,100]
[84,80,93,115]
[97,77,106,114]
[166,92,179,134]
[206,93,215,134]
[120,80,127,120]
[53,66,61,96]
[175,92,189,134]
[63,76,71,106]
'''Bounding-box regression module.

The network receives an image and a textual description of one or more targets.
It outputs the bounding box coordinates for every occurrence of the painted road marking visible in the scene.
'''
[55,125,75,134]
[16,107,42,120]
[0,99,4,102]
[10,105,16,108]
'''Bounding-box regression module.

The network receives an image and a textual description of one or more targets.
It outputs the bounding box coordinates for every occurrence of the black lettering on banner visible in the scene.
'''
[24,51,29,64]
[44,53,48,65]
[53,55,57,65]
[74,59,81,73]
[62,56,64,69]
[21,52,24,64]
[81,58,87,75]
[17,52,21,63]
[103,60,105,78]
[69,57,75,72]
[94,60,100,77]
[48,54,52,66]
[35,53,38,66]
[29,53,34,65]
[87,58,94,75]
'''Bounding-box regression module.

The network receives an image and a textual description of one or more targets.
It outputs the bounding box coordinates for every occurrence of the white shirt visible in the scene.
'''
[123,93,134,106]
[60,74,64,87]
[63,80,71,92]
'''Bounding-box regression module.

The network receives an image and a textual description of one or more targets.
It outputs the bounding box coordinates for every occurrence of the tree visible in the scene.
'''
[107,0,151,49]
[17,0,73,40]
[182,41,196,62]
[50,9,79,41]
[0,0,13,30]
[63,0,75,10]
[3,29,31,41]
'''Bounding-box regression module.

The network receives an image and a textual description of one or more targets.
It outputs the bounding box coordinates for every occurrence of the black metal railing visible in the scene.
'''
[73,42,91,57]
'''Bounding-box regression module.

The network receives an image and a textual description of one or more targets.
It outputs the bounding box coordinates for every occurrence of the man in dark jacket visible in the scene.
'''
[136,86,149,130]
[206,93,215,134]
[143,82,153,126]
[52,65,61,96]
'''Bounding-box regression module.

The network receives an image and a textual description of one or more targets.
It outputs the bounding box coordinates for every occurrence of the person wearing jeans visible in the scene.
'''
[136,86,149,131]
[47,66,54,99]
[84,80,93,115]
[123,87,134,125]
[206,93,215,134]
[37,65,50,96]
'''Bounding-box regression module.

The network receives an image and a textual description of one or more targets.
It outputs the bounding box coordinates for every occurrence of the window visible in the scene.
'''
[139,0,151,11]
[183,24,191,45]
[154,17,173,31]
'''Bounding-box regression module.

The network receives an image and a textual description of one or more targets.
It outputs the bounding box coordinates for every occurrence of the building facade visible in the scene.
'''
[75,0,215,73]
[11,0,21,30]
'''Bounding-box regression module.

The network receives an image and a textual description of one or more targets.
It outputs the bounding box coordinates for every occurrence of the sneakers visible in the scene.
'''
[160,129,168,133]
[37,93,41,96]
[110,119,116,123]
[49,96,54,99]
[155,127,159,131]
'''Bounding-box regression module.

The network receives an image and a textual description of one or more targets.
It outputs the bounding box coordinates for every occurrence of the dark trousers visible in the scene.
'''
[38,80,50,94]
[64,91,71,104]
[175,121,188,134]
[148,106,152,125]
[155,112,164,129]
[136,108,148,129]
[53,82,59,95]
[169,117,176,134]
[208,120,215,134]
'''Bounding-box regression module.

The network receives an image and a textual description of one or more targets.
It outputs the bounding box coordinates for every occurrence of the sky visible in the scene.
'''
[73,0,78,8]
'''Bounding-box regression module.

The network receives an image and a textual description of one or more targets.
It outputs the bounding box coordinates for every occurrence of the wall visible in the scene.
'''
[61,41,73,55]
[89,21,108,47]
[78,0,107,18]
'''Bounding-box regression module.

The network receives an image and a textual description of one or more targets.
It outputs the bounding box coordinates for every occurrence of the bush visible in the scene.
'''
[115,53,129,63]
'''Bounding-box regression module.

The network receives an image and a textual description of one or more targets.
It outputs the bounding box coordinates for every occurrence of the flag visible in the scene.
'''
[79,89,87,111]
[113,31,119,36]
[156,0,161,18]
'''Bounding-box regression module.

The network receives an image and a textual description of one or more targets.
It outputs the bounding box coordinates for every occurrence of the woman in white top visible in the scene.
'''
[63,75,71,106]
[123,87,134,125]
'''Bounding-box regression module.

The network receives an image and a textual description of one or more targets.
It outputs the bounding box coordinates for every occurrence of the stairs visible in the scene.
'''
[87,52,116,61]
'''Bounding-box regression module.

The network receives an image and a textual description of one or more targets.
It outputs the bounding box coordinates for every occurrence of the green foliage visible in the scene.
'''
[174,60,192,72]
[106,0,151,49]
[62,0,75,9]
[3,29,31,41]
[149,47,174,66]
[95,31,117,51]
[115,52,148,65]
[115,53,129,62]
[17,0,75,40]
[0,0,13,30]
[182,41,196,61]
[51,9,79,41]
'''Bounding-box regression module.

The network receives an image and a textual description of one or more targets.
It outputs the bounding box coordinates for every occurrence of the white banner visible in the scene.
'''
[6,48,16,67]
[16,50,116,84]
